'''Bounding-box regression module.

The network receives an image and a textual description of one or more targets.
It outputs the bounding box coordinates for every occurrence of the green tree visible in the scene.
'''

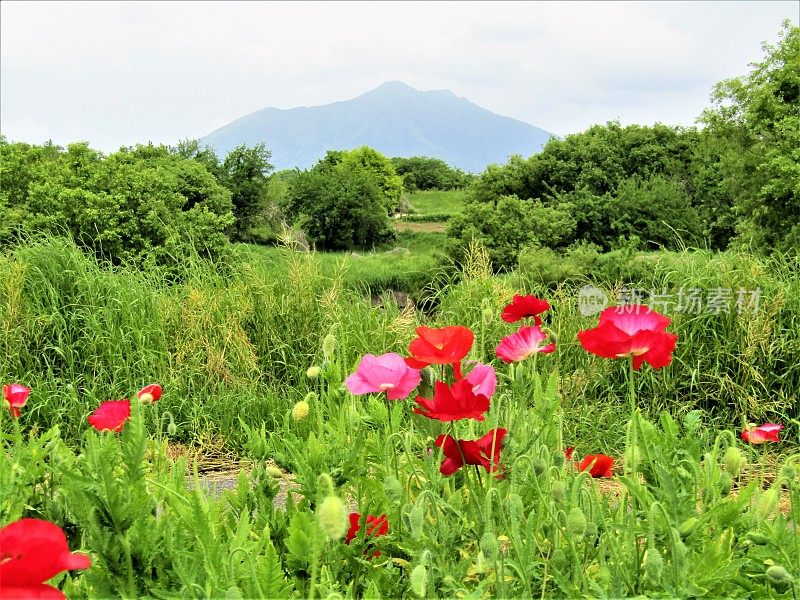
[220,143,275,240]
[391,156,469,190]
[701,21,800,253]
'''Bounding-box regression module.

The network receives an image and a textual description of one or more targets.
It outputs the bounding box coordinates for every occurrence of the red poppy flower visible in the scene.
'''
[435,428,507,477]
[578,454,614,478]
[501,295,551,324]
[87,400,131,433]
[413,380,490,422]
[577,306,677,370]
[345,512,389,544]
[405,325,474,379]
[136,383,162,404]
[564,446,575,461]
[0,518,91,600]
[741,423,783,444]
[3,383,31,418]
[495,325,556,363]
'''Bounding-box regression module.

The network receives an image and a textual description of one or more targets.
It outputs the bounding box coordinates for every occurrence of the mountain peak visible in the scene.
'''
[201,84,553,172]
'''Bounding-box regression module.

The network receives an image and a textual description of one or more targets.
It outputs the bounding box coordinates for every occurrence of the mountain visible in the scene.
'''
[199,81,553,173]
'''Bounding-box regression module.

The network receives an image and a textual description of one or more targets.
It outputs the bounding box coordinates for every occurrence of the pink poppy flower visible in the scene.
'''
[3,383,31,418]
[87,400,131,433]
[495,325,556,363]
[741,423,783,444]
[465,363,497,398]
[136,384,162,404]
[345,353,421,400]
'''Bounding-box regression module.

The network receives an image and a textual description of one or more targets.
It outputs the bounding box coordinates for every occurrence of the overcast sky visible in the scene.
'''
[2,1,797,152]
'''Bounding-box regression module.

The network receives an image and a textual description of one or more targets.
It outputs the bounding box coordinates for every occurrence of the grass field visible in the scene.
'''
[3,236,799,598]
[403,189,468,220]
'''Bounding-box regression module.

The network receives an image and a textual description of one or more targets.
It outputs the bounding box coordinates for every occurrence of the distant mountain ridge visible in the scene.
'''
[200,81,553,172]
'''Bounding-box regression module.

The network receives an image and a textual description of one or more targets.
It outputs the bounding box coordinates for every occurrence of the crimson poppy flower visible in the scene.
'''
[578,454,614,478]
[405,325,474,380]
[564,446,575,460]
[345,512,389,544]
[465,362,497,399]
[413,380,490,422]
[345,353,421,400]
[501,294,551,324]
[0,518,91,600]
[577,306,677,371]
[3,383,31,418]
[435,428,507,476]
[495,325,556,363]
[741,423,783,444]
[87,400,131,433]
[136,383,162,404]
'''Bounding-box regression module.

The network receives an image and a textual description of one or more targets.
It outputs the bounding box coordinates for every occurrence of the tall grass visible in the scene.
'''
[1,236,797,452]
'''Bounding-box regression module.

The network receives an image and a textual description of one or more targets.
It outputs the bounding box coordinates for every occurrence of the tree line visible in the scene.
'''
[1,23,796,270]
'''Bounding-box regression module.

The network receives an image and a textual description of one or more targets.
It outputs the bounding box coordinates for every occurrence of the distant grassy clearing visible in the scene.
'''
[405,189,467,217]
[394,221,447,233]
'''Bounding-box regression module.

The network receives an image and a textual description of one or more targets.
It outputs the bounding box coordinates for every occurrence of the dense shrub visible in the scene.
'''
[391,155,471,190]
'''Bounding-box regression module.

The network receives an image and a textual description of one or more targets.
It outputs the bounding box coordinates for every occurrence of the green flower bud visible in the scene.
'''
[384,476,403,503]
[167,417,177,437]
[410,565,427,597]
[779,462,797,485]
[480,532,498,561]
[306,365,321,379]
[551,481,567,503]
[567,507,588,537]
[746,531,769,545]
[584,522,598,540]
[719,471,733,496]
[722,446,746,477]
[482,307,494,325]
[266,465,283,479]
[317,473,335,498]
[766,565,793,587]
[291,400,310,421]
[552,451,565,468]
[410,504,425,540]
[322,334,337,361]
[317,495,348,540]
[325,594,344,600]
[643,548,665,583]
[679,517,699,539]
[754,487,780,522]
[531,456,547,476]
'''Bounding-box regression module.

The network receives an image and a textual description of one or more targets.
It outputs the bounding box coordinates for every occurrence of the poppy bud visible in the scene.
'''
[746,531,769,545]
[779,462,797,485]
[584,522,598,540]
[317,473,335,498]
[480,532,498,561]
[719,471,733,496]
[325,594,344,600]
[679,517,698,539]
[643,548,665,583]
[482,307,494,325]
[383,476,402,502]
[722,446,746,477]
[531,457,547,476]
[551,481,567,503]
[410,565,427,597]
[316,495,348,540]
[410,504,424,540]
[322,334,337,361]
[597,566,612,588]
[167,418,177,437]
[567,507,588,537]
[291,400,310,421]
[266,465,283,479]
[306,366,321,379]
[754,487,780,522]
[766,565,793,588]
[552,451,565,468]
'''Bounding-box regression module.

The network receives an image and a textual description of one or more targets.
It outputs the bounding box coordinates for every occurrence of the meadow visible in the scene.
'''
[2,231,799,598]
